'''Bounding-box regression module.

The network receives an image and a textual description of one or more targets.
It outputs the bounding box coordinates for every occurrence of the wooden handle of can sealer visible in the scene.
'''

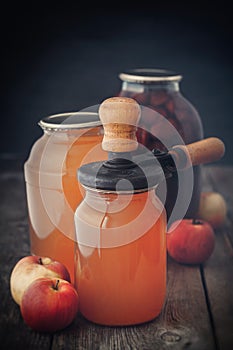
[98,97,141,152]
[170,137,225,169]
[98,97,225,166]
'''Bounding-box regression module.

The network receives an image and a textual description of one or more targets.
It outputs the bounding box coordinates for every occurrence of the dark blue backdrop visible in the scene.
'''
[1,3,232,164]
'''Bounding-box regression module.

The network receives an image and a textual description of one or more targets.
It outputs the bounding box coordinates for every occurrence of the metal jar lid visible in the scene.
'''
[118,68,182,84]
[39,112,102,131]
[78,151,164,193]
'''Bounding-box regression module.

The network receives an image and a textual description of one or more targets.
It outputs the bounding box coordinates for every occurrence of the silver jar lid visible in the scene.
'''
[39,112,102,131]
[119,68,182,83]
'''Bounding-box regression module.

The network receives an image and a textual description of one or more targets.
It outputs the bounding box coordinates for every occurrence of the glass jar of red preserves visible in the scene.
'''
[117,68,204,221]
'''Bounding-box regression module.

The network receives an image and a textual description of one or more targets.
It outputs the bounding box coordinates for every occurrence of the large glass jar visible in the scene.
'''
[117,68,204,220]
[74,187,167,326]
[24,112,105,283]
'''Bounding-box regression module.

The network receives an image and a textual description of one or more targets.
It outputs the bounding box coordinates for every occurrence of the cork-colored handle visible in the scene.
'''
[171,137,225,168]
[98,97,141,152]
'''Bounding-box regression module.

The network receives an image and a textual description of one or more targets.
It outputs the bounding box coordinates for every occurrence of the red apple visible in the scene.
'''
[167,219,215,264]
[10,256,71,305]
[198,191,227,228]
[20,278,79,332]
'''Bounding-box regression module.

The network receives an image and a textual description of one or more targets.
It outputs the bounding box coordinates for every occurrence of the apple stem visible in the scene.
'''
[38,257,43,265]
[192,218,203,225]
[54,280,60,291]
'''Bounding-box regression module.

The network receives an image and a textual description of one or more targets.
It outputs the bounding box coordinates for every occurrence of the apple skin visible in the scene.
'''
[198,191,227,228]
[167,219,215,265]
[20,278,79,332]
[10,256,71,305]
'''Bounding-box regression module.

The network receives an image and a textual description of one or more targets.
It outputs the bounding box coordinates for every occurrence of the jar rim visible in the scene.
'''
[82,184,158,195]
[118,68,183,83]
[39,112,102,131]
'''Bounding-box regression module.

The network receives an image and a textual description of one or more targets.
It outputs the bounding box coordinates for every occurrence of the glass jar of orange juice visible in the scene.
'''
[24,112,105,283]
[74,173,167,326]
[74,97,167,325]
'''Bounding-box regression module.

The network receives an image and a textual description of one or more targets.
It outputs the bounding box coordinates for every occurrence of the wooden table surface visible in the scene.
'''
[0,159,233,350]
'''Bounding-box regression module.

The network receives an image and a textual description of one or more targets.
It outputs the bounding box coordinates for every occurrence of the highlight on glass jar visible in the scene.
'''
[74,97,225,326]
[24,111,105,283]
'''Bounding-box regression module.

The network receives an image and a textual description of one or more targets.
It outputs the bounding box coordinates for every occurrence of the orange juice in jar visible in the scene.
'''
[74,188,167,325]
[24,112,105,283]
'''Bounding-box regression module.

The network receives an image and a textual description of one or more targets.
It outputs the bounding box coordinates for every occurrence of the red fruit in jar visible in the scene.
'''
[165,98,175,114]
[149,90,168,106]
[124,92,149,105]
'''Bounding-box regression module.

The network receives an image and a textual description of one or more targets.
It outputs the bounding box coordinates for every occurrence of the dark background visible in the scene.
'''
[1,3,232,164]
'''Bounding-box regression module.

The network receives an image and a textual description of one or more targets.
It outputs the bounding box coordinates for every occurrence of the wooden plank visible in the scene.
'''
[201,166,233,350]
[1,162,224,349]
[52,166,217,349]
[0,256,53,350]
[0,169,52,350]
[159,257,216,350]
[203,165,233,243]
[52,261,215,349]
[0,172,28,252]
